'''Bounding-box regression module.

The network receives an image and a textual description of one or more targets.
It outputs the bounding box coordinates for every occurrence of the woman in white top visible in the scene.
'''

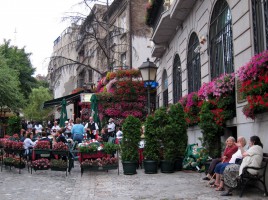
[23,132,37,155]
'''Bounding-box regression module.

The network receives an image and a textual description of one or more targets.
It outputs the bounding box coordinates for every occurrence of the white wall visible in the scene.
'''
[132,36,153,68]
[154,0,268,154]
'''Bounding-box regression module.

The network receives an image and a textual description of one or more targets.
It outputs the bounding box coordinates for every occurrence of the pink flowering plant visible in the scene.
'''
[237,50,268,119]
[52,142,68,151]
[81,157,118,167]
[96,69,147,125]
[31,158,50,170]
[34,141,50,150]
[12,141,24,150]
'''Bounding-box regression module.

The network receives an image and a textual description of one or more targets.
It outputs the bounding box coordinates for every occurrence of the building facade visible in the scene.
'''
[149,0,268,152]
[47,0,152,119]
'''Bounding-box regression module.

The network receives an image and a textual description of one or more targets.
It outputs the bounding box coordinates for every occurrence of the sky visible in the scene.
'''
[0,0,91,76]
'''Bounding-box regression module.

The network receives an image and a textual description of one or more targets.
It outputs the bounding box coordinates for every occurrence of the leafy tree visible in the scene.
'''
[0,40,37,98]
[0,55,25,110]
[23,87,53,121]
[7,116,21,135]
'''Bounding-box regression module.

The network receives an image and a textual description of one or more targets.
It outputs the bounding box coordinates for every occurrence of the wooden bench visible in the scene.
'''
[239,153,268,197]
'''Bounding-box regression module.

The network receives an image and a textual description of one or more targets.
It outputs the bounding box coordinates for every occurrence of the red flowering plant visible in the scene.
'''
[12,141,24,150]
[52,142,68,151]
[31,158,50,170]
[179,92,202,126]
[237,50,268,119]
[0,138,7,148]
[198,73,236,125]
[34,141,50,150]
[198,73,236,157]
[3,140,14,149]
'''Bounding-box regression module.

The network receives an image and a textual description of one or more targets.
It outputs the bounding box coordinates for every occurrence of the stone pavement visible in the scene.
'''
[0,161,267,200]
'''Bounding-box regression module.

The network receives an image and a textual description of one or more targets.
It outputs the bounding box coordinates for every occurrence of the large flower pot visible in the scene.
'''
[174,157,183,171]
[143,160,158,174]
[122,161,137,175]
[160,160,174,173]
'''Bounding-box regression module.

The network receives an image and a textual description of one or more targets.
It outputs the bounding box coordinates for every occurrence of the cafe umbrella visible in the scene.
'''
[59,98,68,127]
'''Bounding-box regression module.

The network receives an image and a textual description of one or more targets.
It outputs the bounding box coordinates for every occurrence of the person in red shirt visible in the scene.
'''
[203,136,238,181]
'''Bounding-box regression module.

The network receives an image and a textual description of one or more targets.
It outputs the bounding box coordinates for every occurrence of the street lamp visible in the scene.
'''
[138,58,158,115]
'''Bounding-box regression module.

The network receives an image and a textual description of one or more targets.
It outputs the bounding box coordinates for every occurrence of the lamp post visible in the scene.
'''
[138,58,158,115]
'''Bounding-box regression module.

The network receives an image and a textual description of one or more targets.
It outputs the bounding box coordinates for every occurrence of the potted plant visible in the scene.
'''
[50,159,68,171]
[143,115,160,174]
[121,115,141,175]
[31,158,50,171]
[3,140,14,154]
[160,125,176,173]
[52,142,69,156]
[102,142,118,156]
[34,141,51,154]
[168,103,187,171]
[3,157,14,166]
[13,158,26,169]
[12,141,24,154]
[0,138,6,148]
[78,143,99,154]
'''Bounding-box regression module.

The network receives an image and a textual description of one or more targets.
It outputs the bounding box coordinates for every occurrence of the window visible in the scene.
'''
[121,52,126,66]
[252,0,268,53]
[187,33,201,93]
[162,70,168,107]
[209,0,233,79]
[173,54,182,103]
[88,69,93,83]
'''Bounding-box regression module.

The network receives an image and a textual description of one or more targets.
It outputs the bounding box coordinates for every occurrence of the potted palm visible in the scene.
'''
[143,115,160,174]
[169,103,187,171]
[121,115,141,175]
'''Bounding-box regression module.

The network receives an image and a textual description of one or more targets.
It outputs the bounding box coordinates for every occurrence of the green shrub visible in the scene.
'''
[121,116,141,161]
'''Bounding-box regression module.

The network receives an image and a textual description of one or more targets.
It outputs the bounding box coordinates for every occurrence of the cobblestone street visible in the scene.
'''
[0,161,267,200]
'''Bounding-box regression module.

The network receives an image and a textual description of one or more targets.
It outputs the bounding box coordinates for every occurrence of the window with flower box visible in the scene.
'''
[209,0,234,79]
[187,33,201,93]
[173,54,182,103]
[252,0,268,54]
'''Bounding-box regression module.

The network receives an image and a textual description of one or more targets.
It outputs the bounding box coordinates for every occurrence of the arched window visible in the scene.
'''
[209,0,233,79]
[187,33,201,93]
[173,54,182,103]
[162,70,168,107]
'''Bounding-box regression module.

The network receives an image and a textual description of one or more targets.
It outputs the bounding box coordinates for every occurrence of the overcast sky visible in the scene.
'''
[0,0,93,76]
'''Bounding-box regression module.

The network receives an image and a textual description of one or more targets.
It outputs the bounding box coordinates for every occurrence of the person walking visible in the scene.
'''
[71,118,85,143]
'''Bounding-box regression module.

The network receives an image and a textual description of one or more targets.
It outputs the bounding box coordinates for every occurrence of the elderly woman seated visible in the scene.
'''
[211,136,247,191]
[220,136,263,196]
[203,136,238,181]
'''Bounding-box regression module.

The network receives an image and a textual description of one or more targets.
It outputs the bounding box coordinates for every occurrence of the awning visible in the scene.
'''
[43,91,85,108]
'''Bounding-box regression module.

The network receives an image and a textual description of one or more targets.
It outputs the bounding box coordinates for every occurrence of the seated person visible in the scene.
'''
[203,136,238,181]
[221,136,263,196]
[39,131,52,148]
[52,129,67,144]
[23,132,37,157]
[212,136,247,191]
